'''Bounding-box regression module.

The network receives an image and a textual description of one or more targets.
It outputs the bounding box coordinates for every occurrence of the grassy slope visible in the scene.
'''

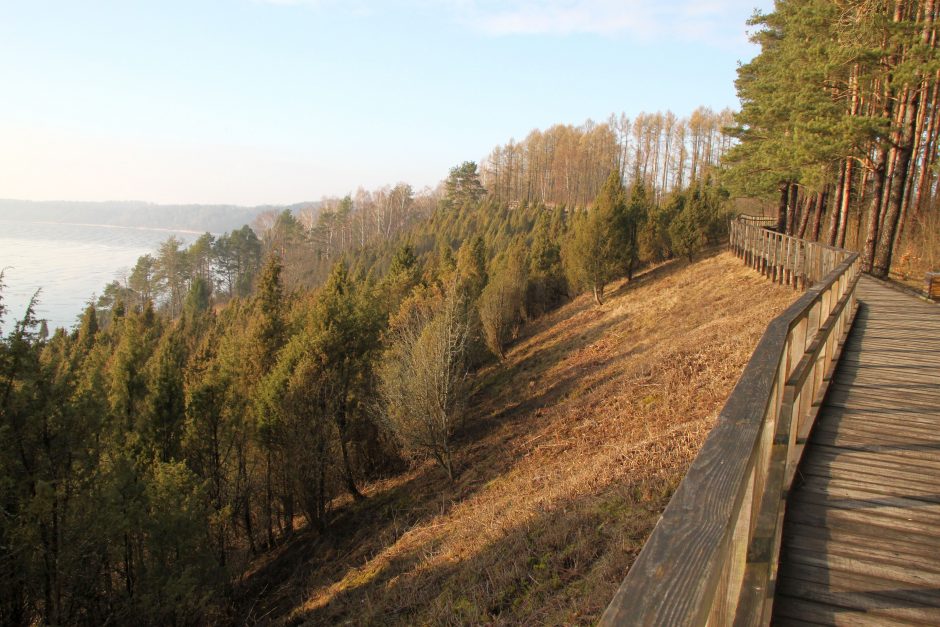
[238,252,795,625]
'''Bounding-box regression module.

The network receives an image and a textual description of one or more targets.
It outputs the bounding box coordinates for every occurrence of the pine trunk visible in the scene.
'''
[797,191,812,238]
[786,183,799,235]
[828,162,846,245]
[776,182,789,233]
[875,89,920,276]
[811,189,826,241]
[863,145,889,272]
[912,70,940,217]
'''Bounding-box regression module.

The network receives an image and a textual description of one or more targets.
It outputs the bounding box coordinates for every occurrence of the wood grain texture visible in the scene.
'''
[773,277,940,625]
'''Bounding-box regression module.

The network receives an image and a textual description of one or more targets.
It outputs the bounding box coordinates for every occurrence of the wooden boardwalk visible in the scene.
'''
[774,277,940,625]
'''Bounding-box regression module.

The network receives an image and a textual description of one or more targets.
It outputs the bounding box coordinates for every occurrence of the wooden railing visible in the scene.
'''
[599,216,861,626]
[729,218,854,289]
[736,215,777,228]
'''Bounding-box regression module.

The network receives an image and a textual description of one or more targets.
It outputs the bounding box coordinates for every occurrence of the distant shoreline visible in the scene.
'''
[0,218,210,236]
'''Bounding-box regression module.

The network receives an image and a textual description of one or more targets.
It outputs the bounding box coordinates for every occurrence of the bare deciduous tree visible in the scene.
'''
[377,284,472,480]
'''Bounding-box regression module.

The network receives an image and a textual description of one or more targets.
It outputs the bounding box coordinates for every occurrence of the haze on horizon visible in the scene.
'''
[1,0,771,207]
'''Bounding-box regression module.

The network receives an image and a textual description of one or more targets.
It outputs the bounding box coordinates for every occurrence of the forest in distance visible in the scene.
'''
[4,0,940,623]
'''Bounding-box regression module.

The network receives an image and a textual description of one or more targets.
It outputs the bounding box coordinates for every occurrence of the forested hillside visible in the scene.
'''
[0,105,742,624]
[726,0,940,283]
[236,253,795,625]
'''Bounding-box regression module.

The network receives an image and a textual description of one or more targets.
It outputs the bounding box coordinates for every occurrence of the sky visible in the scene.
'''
[0,0,774,206]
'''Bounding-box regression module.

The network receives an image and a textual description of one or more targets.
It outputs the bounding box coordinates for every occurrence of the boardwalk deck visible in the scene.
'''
[774,277,940,625]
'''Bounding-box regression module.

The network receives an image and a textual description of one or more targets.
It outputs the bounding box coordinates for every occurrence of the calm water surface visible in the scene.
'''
[0,220,199,331]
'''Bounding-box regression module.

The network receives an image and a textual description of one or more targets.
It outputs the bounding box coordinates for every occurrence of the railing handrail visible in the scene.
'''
[599,216,861,626]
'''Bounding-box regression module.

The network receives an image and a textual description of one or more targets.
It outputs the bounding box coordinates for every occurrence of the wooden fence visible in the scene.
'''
[599,216,861,626]
[729,218,853,289]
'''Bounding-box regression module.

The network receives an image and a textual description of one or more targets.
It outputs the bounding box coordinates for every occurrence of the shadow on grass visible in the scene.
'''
[293,471,683,626]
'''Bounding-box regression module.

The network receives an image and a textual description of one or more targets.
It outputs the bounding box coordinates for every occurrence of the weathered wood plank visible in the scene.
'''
[783,529,940,575]
[781,546,940,588]
[805,444,940,472]
[777,578,940,624]
[796,473,940,503]
[784,522,940,558]
[774,595,918,626]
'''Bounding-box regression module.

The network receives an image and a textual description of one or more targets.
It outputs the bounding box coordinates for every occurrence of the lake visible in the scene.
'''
[0,220,200,331]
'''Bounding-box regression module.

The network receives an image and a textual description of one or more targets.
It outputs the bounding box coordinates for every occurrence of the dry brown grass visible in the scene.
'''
[237,252,795,626]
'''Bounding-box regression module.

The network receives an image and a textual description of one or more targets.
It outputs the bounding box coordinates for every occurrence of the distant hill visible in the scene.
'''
[0,199,321,234]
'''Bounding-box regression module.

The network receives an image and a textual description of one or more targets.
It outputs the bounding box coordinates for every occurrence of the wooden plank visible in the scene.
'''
[801,452,940,481]
[783,523,937,554]
[827,385,940,404]
[785,508,940,549]
[784,522,940,559]
[806,439,940,464]
[781,562,940,608]
[776,578,940,624]
[818,415,940,434]
[798,458,940,494]
[819,407,940,426]
[805,444,940,473]
[796,467,940,504]
[822,404,940,424]
[774,594,918,626]
[790,492,940,534]
[794,479,940,512]
[796,473,940,504]
[810,421,940,444]
[780,546,940,588]
[782,525,940,574]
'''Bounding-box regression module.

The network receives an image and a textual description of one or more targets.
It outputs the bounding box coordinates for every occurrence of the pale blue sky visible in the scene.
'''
[0,0,772,205]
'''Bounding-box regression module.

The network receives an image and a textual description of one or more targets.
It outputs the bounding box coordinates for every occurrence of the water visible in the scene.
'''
[0,220,200,332]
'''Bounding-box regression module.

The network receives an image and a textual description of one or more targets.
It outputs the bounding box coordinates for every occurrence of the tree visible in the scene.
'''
[525,207,568,317]
[154,237,191,318]
[214,226,261,298]
[184,277,212,318]
[245,254,289,547]
[143,327,187,462]
[625,178,651,279]
[381,244,420,313]
[562,170,631,305]
[478,242,527,359]
[378,283,472,480]
[669,189,705,261]
[305,262,382,501]
[442,161,486,211]
[129,254,156,310]
[724,0,940,278]
[454,236,488,301]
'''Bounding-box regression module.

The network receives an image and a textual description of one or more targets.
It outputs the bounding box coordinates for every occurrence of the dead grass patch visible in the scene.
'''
[237,252,795,625]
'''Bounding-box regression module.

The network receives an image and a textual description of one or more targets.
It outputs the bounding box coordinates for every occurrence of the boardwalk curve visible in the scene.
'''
[600,216,939,625]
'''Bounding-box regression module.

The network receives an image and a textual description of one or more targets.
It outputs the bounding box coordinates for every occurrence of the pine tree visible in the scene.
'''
[562,170,631,305]
[478,241,527,359]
